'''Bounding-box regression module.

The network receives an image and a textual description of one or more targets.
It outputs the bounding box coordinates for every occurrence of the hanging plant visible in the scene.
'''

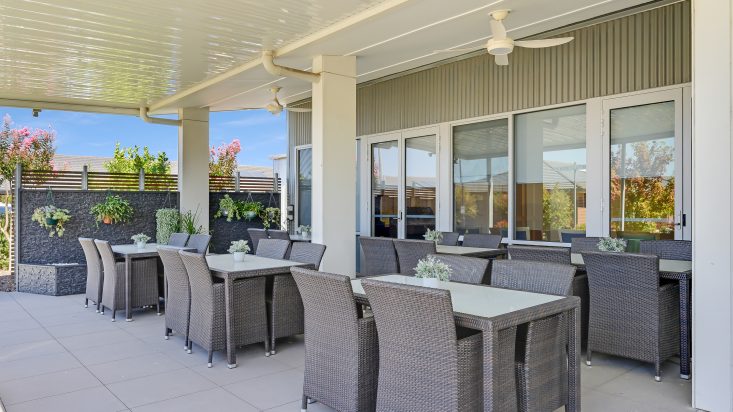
[259,207,281,230]
[90,195,134,226]
[214,195,240,222]
[240,200,263,221]
[155,208,180,244]
[31,205,71,237]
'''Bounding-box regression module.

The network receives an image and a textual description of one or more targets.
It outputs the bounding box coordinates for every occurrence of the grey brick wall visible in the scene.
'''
[208,192,280,254]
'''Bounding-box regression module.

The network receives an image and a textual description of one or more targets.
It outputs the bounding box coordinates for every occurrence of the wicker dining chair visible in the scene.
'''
[94,240,159,321]
[582,251,679,381]
[492,259,575,412]
[393,239,436,276]
[362,279,482,411]
[439,232,460,246]
[255,239,291,259]
[186,234,211,254]
[359,237,399,276]
[428,254,489,284]
[79,238,103,312]
[247,228,268,253]
[167,233,190,247]
[462,233,502,248]
[269,242,326,355]
[570,237,603,254]
[508,245,571,264]
[639,240,692,261]
[178,250,269,366]
[158,246,191,349]
[291,267,378,412]
[267,229,291,241]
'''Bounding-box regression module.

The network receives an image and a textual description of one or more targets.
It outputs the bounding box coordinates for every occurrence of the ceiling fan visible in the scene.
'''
[243,86,311,115]
[434,9,574,66]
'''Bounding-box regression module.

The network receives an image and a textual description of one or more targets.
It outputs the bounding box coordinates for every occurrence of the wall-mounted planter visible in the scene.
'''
[17,263,86,296]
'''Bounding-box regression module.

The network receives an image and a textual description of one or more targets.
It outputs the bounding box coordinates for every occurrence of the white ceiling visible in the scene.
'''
[0,0,658,115]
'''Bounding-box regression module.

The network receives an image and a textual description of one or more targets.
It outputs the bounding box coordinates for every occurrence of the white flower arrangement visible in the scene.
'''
[131,233,151,244]
[414,255,452,282]
[298,225,312,236]
[423,228,443,244]
[597,237,627,252]
[228,240,251,254]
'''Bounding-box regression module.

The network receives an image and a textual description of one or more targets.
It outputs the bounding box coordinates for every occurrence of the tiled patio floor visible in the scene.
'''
[0,291,695,412]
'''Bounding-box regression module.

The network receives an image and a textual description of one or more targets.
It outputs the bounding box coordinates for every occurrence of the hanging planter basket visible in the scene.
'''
[45,218,58,226]
[102,216,113,225]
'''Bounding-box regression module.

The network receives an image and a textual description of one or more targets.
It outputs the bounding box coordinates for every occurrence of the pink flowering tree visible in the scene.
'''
[209,139,241,177]
[0,115,57,269]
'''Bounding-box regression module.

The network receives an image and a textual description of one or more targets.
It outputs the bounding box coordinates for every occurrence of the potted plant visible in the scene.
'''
[228,240,250,262]
[31,205,71,237]
[597,237,627,252]
[241,200,263,221]
[214,195,240,222]
[414,255,452,287]
[298,224,312,239]
[180,208,205,234]
[131,233,151,249]
[90,195,134,226]
[260,207,281,230]
[423,228,443,245]
[155,208,180,244]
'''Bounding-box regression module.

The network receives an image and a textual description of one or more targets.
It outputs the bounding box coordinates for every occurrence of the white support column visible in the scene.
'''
[692,0,733,410]
[178,107,210,233]
[311,55,357,275]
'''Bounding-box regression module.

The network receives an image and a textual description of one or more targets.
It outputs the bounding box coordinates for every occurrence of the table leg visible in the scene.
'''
[482,326,498,411]
[481,326,517,411]
[225,277,236,368]
[567,306,581,411]
[125,256,133,322]
[679,278,691,379]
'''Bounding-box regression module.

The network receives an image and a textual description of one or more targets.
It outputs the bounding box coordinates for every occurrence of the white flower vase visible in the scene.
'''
[233,252,246,262]
[423,277,440,287]
[136,241,146,249]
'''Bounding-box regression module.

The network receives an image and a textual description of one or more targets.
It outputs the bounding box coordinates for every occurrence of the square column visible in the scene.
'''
[311,55,357,274]
[178,107,210,233]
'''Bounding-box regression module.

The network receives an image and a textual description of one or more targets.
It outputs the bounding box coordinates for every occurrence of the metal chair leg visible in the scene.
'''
[208,350,214,368]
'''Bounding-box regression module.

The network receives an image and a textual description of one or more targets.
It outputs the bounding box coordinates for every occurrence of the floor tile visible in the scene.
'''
[0,339,67,363]
[87,352,187,384]
[191,346,293,386]
[0,328,52,348]
[67,340,159,366]
[581,352,644,389]
[224,369,304,410]
[266,400,335,411]
[45,318,120,338]
[5,386,126,412]
[0,352,82,383]
[106,368,216,408]
[0,367,101,405]
[131,387,257,412]
[58,329,141,351]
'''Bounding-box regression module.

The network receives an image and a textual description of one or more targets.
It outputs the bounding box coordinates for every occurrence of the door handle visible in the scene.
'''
[398,211,403,221]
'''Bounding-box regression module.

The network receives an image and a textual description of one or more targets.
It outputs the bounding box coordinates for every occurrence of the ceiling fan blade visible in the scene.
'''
[514,37,574,49]
[489,19,507,40]
[495,54,509,66]
[433,47,483,54]
[285,107,312,113]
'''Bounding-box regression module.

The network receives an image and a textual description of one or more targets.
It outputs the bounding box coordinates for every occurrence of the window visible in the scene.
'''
[515,105,587,242]
[453,119,509,235]
[296,147,312,227]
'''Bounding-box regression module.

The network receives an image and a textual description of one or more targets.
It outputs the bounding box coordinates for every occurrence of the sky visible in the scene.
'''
[0,107,287,167]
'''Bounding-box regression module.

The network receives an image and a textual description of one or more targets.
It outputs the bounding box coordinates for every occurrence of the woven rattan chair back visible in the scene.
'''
[168,233,189,247]
[247,228,268,253]
[639,240,692,261]
[267,229,291,241]
[508,245,571,264]
[291,267,377,412]
[94,239,119,310]
[256,239,291,259]
[439,232,460,246]
[158,246,191,338]
[462,233,502,248]
[393,239,436,276]
[289,242,326,268]
[570,237,602,254]
[492,260,576,296]
[361,279,463,411]
[359,237,399,275]
[428,254,489,284]
[178,250,218,348]
[186,234,211,254]
[79,238,103,310]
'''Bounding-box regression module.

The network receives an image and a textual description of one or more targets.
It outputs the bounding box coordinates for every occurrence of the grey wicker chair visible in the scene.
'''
[269,242,326,354]
[247,228,268,253]
[461,233,502,248]
[428,254,489,284]
[178,250,269,366]
[570,237,602,254]
[582,251,680,381]
[267,229,291,241]
[255,239,290,259]
[439,232,460,246]
[186,234,211,254]
[168,233,190,247]
[508,245,571,264]
[291,267,378,412]
[158,247,191,349]
[492,259,575,412]
[94,240,159,321]
[393,239,436,276]
[362,279,482,411]
[359,237,399,276]
[79,238,103,312]
[639,240,692,261]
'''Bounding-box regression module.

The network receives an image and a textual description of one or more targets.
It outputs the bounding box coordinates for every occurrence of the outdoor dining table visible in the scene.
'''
[571,253,693,379]
[351,275,581,411]
[436,245,506,259]
[206,253,313,368]
[112,243,194,322]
